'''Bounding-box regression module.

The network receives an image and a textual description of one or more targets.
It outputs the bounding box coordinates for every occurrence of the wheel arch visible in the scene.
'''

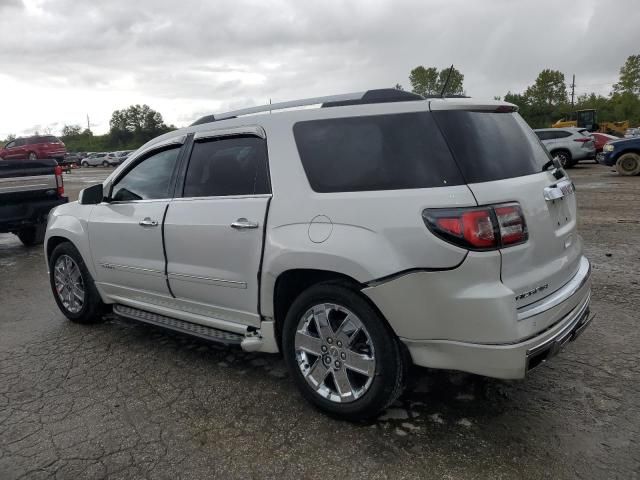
[270,269,363,350]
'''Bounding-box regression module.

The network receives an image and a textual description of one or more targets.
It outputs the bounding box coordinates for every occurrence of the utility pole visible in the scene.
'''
[570,74,576,108]
[86,114,90,132]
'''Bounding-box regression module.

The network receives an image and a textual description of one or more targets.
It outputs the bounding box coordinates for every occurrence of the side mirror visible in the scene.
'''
[79,184,104,205]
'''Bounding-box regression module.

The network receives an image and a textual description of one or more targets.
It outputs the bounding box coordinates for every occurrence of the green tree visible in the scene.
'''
[62,124,82,137]
[409,66,465,97]
[524,69,568,106]
[109,104,170,148]
[438,67,465,96]
[612,54,640,96]
[409,66,440,96]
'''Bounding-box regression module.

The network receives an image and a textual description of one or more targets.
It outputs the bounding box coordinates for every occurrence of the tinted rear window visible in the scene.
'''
[293,112,463,193]
[30,136,60,144]
[432,111,551,183]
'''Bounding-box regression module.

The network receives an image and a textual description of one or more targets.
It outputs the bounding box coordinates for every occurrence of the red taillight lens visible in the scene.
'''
[574,137,590,143]
[423,203,527,251]
[54,165,64,196]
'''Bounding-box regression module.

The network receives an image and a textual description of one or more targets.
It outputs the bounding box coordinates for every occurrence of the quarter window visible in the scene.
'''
[183,136,270,197]
[111,147,180,201]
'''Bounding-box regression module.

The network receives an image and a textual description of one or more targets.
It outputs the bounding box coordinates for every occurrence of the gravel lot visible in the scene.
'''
[0,164,638,479]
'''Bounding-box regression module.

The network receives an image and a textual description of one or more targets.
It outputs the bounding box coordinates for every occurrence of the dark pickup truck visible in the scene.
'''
[0,158,68,246]
[596,136,640,176]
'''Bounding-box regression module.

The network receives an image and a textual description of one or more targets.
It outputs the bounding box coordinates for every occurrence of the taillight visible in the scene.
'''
[423,203,527,250]
[54,165,64,196]
[573,137,590,143]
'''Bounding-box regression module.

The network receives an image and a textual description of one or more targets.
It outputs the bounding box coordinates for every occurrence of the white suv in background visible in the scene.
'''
[45,89,592,420]
[534,127,596,167]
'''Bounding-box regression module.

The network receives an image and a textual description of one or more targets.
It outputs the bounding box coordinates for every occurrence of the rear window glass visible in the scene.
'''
[293,112,463,193]
[432,111,551,183]
[30,136,59,144]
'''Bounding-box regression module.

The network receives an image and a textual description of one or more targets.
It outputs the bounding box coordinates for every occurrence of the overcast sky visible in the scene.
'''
[0,0,638,138]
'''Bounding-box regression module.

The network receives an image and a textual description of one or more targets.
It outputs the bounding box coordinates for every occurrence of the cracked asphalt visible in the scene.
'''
[1,164,639,479]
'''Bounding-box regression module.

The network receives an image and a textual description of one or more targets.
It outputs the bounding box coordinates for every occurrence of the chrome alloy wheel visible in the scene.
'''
[294,303,376,403]
[53,254,85,314]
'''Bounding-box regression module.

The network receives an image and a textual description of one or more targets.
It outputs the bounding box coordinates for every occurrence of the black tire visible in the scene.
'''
[282,282,408,421]
[48,242,107,323]
[615,153,640,176]
[102,160,109,167]
[81,161,89,167]
[553,150,572,168]
[17,224,46,246]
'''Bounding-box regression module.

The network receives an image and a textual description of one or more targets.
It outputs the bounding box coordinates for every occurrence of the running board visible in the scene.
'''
[113,304,245,346]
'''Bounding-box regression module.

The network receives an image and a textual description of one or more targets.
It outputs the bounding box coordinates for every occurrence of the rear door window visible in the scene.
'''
[432,111,551,183]
[182,136,270,197]
[293,112,463,193]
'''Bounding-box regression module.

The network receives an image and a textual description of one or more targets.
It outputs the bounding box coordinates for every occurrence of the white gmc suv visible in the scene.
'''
[45,89,592,420]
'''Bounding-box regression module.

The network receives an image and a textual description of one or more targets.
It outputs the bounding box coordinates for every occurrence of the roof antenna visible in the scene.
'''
[440,64,454,98]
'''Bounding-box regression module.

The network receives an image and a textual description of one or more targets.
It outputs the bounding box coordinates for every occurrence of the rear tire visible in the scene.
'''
[81,161,89,167]
[282,282,408,421]
[17,224,45,246]
[615,153,640,176]
[102,160,109,167]
[49,242,107,323]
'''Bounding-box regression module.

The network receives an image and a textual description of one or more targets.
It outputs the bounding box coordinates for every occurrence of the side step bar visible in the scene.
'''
[113,304,245,346]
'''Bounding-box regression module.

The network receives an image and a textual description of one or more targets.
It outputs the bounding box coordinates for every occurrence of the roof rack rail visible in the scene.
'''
[190,89,424,126]
[423,94,470,99]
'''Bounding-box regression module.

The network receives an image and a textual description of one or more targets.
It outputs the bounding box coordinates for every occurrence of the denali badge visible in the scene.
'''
[515,283,549,301]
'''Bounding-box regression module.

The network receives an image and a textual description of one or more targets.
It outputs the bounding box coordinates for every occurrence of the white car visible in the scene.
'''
[45,89,592,420]
[80,152,110,167]
[534,128,596,167]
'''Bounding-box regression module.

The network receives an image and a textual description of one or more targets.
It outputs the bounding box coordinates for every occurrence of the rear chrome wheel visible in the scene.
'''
[295,303,375,403]
[283,283,408,421]
[53,254,85,314]
[28,152,37,160]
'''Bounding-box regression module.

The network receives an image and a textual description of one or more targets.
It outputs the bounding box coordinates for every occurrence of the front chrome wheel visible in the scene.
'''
[294,303,375,403]
[53,254,85,314]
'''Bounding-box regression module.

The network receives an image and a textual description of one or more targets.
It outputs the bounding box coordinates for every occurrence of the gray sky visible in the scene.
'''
[0,0,638,138]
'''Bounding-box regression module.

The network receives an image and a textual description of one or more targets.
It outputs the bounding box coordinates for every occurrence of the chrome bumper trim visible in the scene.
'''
[517,256,591,321]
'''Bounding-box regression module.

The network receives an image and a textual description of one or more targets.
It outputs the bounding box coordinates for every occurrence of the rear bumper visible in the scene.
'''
[364,254,592,379]
[0,196,68,233]
[402,290,592,379]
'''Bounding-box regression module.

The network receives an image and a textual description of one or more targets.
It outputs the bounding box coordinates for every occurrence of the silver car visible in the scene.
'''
[80,152,110,167]
[534,128,596,167]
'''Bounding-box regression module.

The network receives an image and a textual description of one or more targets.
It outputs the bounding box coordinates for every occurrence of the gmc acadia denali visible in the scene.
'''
[45,89,592,420]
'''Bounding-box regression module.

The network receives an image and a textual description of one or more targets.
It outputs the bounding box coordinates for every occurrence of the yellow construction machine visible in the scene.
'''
[552,109,629,136]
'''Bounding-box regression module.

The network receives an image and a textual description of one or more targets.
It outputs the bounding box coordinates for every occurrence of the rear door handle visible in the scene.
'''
[139,217,158,227]
[231,218,259,229]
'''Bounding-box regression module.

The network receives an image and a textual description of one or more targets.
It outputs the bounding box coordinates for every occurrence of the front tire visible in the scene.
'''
[81,161,89,167]
[49,242,107,323]
[102,160,109,167]
[282,283,407,421]
[615,153,640,176]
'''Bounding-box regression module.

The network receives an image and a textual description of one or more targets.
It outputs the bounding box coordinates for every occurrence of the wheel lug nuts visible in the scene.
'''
[334,360,341,368]
[337,341,342,347]
[341,352,346,360]
[327,338,333,344]
[321,345,328,352]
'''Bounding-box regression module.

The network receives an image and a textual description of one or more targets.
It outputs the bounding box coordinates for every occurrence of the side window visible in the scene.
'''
[5,141,15,149]
[535,131,549,141]
[555,131,572,139]
[14,138,25,147]
[111,147,180,202]
[183,136,270,197]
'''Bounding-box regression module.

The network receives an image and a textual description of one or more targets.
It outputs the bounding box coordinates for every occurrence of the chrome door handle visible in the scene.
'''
[231,218,259,229]
[139,217,158,227]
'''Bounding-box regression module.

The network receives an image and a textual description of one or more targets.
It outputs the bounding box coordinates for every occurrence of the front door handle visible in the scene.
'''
[139,217,159,227]
[231,218,259,229]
